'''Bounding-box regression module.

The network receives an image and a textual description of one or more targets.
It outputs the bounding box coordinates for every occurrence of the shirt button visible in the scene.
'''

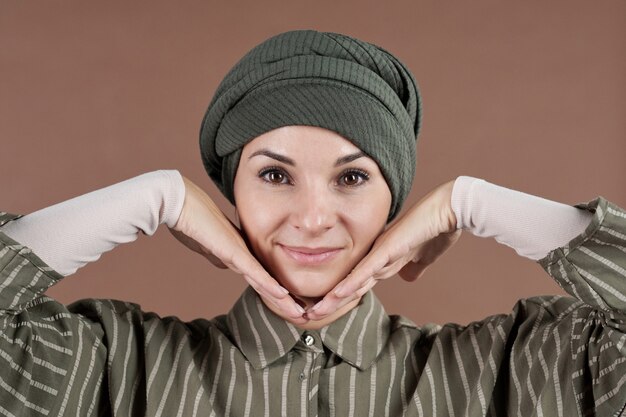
[303,334,315,346]
[298,372,306,381]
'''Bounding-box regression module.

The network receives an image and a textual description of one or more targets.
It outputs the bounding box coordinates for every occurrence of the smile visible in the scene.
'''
[279,245,342,266]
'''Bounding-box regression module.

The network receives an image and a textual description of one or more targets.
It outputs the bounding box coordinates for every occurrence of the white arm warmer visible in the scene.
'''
[451,176,593,260]
[0,170,185,276]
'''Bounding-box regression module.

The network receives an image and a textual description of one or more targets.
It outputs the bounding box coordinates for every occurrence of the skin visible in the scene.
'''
[233,126,393,328]
[169,125,461,329]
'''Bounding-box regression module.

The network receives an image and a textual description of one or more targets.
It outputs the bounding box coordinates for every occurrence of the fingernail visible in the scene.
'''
[278,286,289,295]
[333,283,345,297]
[310,301,323,312]
[295,305,305,315]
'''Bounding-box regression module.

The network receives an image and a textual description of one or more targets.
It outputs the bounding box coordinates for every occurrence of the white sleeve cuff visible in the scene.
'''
[450,175,593,260]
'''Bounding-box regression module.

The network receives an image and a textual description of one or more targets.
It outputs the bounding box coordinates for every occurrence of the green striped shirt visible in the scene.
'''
[0,196,625,416]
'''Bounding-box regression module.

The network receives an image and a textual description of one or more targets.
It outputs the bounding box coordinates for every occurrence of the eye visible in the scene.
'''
[258,166,291,185]
[338,169,370,187]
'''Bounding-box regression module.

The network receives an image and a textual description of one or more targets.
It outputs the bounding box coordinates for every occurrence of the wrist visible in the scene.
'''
[157,169,186,229]
[172,175,193,233]
[440,179,458,233]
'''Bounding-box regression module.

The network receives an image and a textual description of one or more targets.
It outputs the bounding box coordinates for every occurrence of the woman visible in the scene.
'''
[0,30,624,416]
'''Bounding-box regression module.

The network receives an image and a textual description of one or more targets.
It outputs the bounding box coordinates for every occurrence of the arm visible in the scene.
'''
[0,170,198,414]
[347,175,624,414]
[447,177,626,414]
[536,196,626,314]
[450,175,593,261]
[309,176,625,319]
[0,170,186,413]
[309,175,625,414]
[451,176,625,315]
[0,169,185,277]
[0,227,114,414]
[1,169,305,321]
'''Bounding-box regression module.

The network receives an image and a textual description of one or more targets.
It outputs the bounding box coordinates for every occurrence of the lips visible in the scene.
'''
[279,245,342,265]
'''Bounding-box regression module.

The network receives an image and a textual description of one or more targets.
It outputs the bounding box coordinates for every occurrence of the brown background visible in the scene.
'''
[1,1,624,326]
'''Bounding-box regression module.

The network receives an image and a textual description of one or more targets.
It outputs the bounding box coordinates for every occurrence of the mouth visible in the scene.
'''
[279,245,343,266]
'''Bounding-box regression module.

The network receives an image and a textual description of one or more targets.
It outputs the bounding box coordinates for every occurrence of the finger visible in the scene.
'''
[226,248,290,300]
[370,259,408,280]
[242,266,290,301]
[215,244,304,317]
[307,275,379,320]
[251,285,308,324]
[354,277,378,297]
[289,315,310,326]
[312,254,397,319]
[305,292,357,320]
[333,252,390,298]
[232,267,299,317]
[263,289,307,320]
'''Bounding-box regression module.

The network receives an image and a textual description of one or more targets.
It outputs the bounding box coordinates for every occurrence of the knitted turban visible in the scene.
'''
[199,29,421,221]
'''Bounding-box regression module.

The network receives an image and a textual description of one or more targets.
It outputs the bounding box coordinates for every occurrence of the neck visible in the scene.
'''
[260,293,362,330]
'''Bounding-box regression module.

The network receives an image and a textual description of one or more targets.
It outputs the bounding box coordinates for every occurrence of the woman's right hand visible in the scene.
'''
[168,176,307,323]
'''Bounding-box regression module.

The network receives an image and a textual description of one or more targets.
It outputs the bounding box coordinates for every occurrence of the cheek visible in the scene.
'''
[343,192,391,241]
[345,211,386,257]
[236,193,284,251]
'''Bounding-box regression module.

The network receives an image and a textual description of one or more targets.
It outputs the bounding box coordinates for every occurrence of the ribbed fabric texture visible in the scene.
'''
[451,176,594,260]
[199,30,421,221]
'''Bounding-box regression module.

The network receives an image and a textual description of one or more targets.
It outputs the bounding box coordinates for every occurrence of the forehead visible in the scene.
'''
[241,125,363,157]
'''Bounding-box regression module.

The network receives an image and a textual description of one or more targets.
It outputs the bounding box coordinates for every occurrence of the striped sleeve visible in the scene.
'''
[0,212,62,315]
[507,195,626,415]
[537,196,626,316]
[0,211,206,416]
[0,213,110,414]
[411,196,626,416]
[526,196,626,415]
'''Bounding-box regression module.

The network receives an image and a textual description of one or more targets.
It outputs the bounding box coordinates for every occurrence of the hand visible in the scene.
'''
[306,179,462,321]
[168,176,307,324]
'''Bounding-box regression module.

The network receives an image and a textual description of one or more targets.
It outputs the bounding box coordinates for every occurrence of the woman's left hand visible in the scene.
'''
[305,179,462,320]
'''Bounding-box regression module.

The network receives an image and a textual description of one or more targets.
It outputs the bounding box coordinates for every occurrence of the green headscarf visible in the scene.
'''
[199,29,421,221]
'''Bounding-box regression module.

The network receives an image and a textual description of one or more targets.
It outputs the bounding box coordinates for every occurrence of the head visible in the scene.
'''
[199,30,421,310]
[233,125,392,302]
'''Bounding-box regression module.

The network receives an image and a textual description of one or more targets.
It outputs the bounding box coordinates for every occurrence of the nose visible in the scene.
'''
[290,185,337,235]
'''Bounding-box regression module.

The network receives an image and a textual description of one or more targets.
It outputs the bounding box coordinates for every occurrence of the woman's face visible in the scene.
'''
[233,125,392,303]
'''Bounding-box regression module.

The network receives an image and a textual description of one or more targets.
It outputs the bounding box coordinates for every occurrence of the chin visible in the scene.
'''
[277,270,342,300]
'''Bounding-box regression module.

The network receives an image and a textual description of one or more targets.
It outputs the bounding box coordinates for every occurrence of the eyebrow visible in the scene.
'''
[248,149,367,167]
[334,151,367,167]
[249,150,295,165]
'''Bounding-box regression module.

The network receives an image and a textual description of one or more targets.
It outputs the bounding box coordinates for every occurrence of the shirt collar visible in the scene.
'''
[226,286,392,371]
